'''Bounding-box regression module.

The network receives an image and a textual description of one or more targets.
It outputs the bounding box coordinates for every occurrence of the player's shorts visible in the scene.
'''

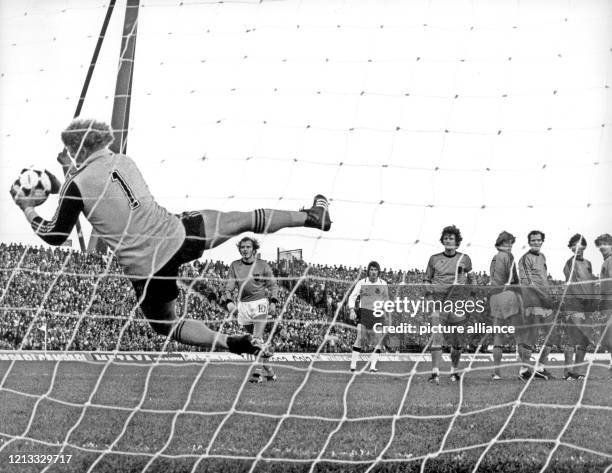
[131,212,206,313]
[564,298,598,323]
[489,290,522,320]
[524,306,553,318]
[237,298,269,326]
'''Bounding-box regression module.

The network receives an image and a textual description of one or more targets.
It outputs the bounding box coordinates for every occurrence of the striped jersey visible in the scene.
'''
[225,259,279,303]
[347,277,389,311]
[29,148,185,277]
[518,251,549,289]
[424,252,472,286]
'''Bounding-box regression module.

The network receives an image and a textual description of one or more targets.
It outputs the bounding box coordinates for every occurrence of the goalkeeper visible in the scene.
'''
[223,237,279,383]
[9,118,331,357]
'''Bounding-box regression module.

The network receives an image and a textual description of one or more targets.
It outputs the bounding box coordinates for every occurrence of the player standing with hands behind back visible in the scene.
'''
[224,237,279,383]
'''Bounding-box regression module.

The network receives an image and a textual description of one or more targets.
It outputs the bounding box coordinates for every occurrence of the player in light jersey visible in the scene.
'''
[562,234,598,380]
[10,118,332,357]
[488,231,525,380]
[594,233,612,369]
[424,225,473,384]
[347,261,389,373]
[518,230,555,380]
[224,237,279,383]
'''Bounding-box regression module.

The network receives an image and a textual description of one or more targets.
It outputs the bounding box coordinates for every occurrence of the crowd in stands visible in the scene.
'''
[0,242,588,354]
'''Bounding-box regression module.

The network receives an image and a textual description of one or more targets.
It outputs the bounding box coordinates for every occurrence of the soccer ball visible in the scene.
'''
[11,168,54,207]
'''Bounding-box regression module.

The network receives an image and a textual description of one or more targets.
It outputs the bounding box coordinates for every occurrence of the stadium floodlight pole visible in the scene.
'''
[88,0,140,253]
[57,0,117,252]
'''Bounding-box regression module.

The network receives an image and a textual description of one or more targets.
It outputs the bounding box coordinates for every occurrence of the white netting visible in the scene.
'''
[1,0,612,472]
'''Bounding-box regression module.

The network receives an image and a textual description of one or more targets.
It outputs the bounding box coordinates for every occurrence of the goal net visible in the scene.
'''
[1,0,611,472]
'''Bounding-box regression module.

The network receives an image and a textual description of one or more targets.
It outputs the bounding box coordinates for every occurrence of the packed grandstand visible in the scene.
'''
[1,242,574,353]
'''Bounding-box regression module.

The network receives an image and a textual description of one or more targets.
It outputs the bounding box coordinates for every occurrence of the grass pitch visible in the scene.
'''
[0,360,611,473]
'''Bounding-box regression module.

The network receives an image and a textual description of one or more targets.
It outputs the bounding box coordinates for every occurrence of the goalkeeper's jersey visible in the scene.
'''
[347,277,389,311]
[29,148,185,277]
[225,259,279,303]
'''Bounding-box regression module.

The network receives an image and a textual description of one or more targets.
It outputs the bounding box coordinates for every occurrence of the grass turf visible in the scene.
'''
[0,360,610,473]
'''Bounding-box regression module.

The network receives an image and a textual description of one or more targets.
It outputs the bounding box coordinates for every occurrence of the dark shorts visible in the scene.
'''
[358,308,381,330]
[131,212,206,311]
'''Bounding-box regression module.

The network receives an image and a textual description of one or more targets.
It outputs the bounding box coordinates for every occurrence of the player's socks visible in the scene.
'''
[172,320,228,349]
[350,346,361,370]
[575,345,586,375]
[493,345,503,376]
[370,348,381,371]
[431,347,442,374]
[518,343,532,372]
[539,344,552,365]
[450,347,461,370]
[251,209,306,234]
[564,346,575,376]
[226,334,271,357]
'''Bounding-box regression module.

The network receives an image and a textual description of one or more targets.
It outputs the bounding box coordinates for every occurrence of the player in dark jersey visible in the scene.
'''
[561,234,598,380]
[424,225,473,384]
[224,237,279,383]
[518,230,555,380]
[10,118,332,357]
[594,233,612,370]
[488,231,524,380]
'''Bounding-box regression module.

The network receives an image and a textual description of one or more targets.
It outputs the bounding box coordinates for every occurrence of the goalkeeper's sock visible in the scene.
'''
[350,346,361,370]
[370,348,381,370]
[251,209,306,234]
[172,320,227,349]
[563,346,575,376]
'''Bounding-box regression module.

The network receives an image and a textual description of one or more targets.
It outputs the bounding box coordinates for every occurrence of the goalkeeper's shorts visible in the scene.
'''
[131,212,206,310]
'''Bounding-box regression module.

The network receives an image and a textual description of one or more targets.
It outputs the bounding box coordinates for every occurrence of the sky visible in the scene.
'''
[0,0,611,278]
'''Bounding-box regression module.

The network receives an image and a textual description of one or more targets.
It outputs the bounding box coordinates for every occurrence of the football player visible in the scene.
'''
[10,118,331,357]
[224,237,279,383]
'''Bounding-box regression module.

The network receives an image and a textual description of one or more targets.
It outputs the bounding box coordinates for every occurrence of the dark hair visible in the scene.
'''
[440,225,462,246]
[594,233,612,247]
[568,233,587,248]
[367,261,381,273]
[527,230,545,242]
[237,236,260,252]
[495,231,516,248]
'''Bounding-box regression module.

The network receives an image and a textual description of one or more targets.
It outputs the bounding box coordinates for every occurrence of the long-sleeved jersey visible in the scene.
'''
[424,252,472,286]
[600,254,612,310]
[563,257,596,299]
[28,148,185,277]
[490,250,519,288]
[225,258,279,303]
[518,251,549,289]
[347,277,389,311]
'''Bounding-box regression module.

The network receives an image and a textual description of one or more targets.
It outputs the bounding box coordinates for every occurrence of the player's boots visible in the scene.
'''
[227,334,272,358]
[302,194,331,231]
[428,373,440,385]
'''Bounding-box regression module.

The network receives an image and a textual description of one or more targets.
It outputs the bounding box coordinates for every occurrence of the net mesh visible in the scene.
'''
[1,0,612,471]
